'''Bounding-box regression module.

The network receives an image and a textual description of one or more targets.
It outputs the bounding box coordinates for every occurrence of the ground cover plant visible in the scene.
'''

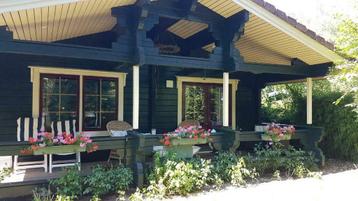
[47,165,133,201]
[33,143,319,201]
[129,144,319,201]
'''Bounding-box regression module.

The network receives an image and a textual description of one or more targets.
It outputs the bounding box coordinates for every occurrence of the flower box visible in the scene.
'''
[261,134,292,142]
[170,138,208,146]
[33,145,86,155]
[164,138,208,158]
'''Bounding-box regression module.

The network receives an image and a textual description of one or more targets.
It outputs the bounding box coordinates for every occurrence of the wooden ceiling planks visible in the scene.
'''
[0,0,333,65]
[167,20,208,39]
[0,0,135,42]
[198,0,331,65]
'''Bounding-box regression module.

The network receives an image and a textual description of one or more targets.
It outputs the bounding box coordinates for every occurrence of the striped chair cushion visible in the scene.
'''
[51,119,77,137]
[17,117,45,142]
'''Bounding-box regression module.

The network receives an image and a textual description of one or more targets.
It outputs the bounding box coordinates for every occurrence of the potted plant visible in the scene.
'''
[261,123,295,142]
[20,132,98,155]
[161,126,212,158]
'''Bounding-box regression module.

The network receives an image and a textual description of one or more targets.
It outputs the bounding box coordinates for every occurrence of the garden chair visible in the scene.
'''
[49,119,81,173]
[14,117,48,172]
[106,121,132,164]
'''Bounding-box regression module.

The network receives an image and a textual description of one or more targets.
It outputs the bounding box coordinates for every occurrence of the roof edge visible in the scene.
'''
[233,0,344,62]
[0,0,80,13]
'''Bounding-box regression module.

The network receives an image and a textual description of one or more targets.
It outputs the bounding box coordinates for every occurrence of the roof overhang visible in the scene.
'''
[233,0,343,62]
[0,0,344,66]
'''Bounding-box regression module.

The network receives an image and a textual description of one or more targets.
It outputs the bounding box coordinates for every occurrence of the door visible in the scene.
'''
[182,82,231,129]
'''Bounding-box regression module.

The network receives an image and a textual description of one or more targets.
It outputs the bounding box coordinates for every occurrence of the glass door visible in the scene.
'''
[183,82,231,129]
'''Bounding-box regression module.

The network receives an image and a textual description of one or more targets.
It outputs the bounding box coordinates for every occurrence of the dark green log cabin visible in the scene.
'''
[0,0,342,191]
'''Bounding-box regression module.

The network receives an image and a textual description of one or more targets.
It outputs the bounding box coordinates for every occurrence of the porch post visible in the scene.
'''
[133,65,140,129]
[306,77,313,125]
[223,72,229,127]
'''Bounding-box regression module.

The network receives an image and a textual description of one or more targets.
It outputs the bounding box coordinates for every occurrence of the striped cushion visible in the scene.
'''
[17,117,45,142]
[51,119,77,137]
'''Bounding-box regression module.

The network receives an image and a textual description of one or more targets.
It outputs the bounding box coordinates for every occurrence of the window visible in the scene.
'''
[83,77,118,130]
[40,74,79,130]
[33,67,125,135]
[183,83,231,129]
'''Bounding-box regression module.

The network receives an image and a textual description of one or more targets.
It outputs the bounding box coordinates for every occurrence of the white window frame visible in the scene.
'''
[30,66,126,136]
[176,76,239,130]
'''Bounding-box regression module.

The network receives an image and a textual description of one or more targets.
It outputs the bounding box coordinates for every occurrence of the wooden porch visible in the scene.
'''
[0,126,325,198]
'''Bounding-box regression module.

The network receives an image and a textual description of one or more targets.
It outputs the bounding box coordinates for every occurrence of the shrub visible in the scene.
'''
[142,153,212,199]
[84,165,133,199]
[50,167,83,198]
[246,143,318,178]
[211,152,238,183]
[32,186,54,201]
[261,81,358,162]
[229,157,257,186]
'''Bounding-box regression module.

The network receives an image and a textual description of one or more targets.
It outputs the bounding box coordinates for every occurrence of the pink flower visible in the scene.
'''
[80,143,86,148]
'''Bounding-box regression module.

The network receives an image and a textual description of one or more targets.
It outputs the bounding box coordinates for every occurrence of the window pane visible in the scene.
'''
[102,80,117,95]
[60,112,77,122]
[83,77,118,131]
[184,85,205,123]
[210,87,223,127]
[84,111,100,129]
[42,77,59,94]
[61,78,77,94]
[42,95,59,112]
[101,96,116,112]
[84,79,100,95]
[61,95,77,111]
[84,96,100,111]
[41,75,79,130]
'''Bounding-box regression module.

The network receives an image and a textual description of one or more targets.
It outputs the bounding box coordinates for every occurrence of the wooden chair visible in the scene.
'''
[106,121,132,164]
[14,117,48,172]
[179,120,200,128]
[49,119,80,173]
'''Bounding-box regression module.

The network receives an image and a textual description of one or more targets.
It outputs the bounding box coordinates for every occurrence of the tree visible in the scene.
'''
[329,17,358,113]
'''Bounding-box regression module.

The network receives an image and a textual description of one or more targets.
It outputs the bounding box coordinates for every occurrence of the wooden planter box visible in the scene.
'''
[261,134,291,142]
[33,145,86,155]
[164,138,208,159]
[170,138,208,146]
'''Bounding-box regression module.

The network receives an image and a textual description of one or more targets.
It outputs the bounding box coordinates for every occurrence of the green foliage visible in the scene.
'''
[143,153,212,198]
[0,167,12,182]
[211,152,238,183]
[261,79,358,162]
[32,186,54,201]
[84,165,133,199]
[229,157,257,186]
[49,165,133,200]
[329,17,358,113]
[246,143,318,178]
[50,167,83,198]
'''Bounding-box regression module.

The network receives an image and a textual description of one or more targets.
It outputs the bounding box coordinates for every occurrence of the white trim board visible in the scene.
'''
[176,76,239,130]
[30,66,127,136]
[233,0,343,62]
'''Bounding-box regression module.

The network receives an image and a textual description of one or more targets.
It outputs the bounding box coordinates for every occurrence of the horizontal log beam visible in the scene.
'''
[0,40,130,63]
[237,62,331,77]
